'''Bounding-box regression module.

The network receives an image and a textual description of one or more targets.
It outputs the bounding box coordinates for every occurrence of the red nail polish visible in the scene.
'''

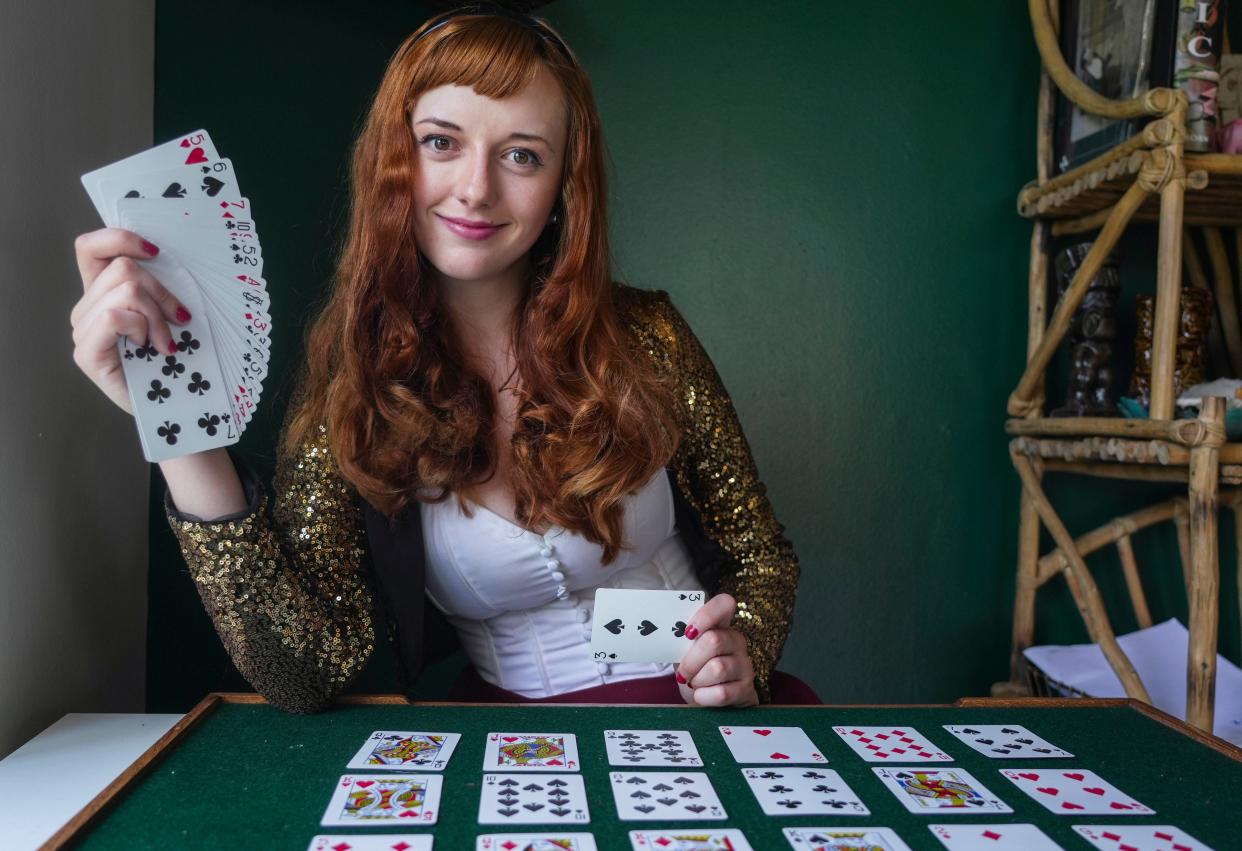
[175,306,191,323]
[141,240,160,256]
[675,672,687,684]
[169,339,178,354]
[685,625,700,640]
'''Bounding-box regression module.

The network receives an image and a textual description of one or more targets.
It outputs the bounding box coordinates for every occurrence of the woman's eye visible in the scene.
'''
[419,135,542,168]
[508,149,543,168]
[420,134,453,152]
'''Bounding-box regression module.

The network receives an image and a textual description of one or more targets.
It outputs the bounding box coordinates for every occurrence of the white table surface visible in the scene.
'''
[0,713,182,850]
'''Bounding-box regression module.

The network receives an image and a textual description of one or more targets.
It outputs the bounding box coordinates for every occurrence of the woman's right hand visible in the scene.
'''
[70,228,192,416]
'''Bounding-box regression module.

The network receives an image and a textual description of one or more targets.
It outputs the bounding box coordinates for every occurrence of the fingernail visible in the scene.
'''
[175,306,191,323]
[675,672,687,684]
[141,240,160,256]
[168,339,178,354]
[685,624,700,640]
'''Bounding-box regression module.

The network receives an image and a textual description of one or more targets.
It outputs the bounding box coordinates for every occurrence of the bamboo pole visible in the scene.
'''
[1174,501,1193,603]
[1116,536,1153,629]
[1039,460,1189,482]
[1010,449,1153,702]
[1203,227,1242,375]
[1150,106,1190,421]
[1052,206,1114,237]
[1186,396,1225,731]
[1185,153,1242,174]
[1009,180,1152,416]
[1034,500,1179,585]
[1006,415,1219,446]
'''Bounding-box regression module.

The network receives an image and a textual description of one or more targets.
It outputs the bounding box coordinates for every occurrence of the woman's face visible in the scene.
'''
[410,66,568,290]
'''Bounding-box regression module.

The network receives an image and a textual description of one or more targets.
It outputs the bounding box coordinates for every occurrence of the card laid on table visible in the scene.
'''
[80,129,271,462]
[483,732,579,771]
[479,834,597,851]
[783,826,912,850]
[833,726,952,762]
[477,774,589,825]
[609,771,726,821]
[873,768,1012,814]
[929,823,1063,850]
[742,767,868,816]
[941,724,1073,759]
[1074,825,1215,851]
[631,828,753,850]
[308,837,433,851]
[720,725,827,764]
[319,774,442,826]
[999,768,1154,815]
[589,588,705,663]
[347,731,462,771]
[605,729,702,767]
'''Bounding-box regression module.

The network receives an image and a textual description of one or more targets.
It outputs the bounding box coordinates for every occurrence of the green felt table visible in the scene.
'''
[56,695,1241,851]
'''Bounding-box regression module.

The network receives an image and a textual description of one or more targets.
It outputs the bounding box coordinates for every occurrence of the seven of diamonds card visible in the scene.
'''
[998,768,1154,815]
[872,768,1013,814]
[719,726,827,764]
[929,823,1063,850]
[590,589,705,663]
[1075,824,1215,851]
[319,774,443,826]
[347,730,462,771]
[741,767,868,816]
[610,771,727,821]
[478,773,590,825]
[478,834,598,850]
[308,836,433,851]
[941,724,1073,759]
[833,726,952,763]
[605,730,703,767]
[79,129,271,462]
[782,826,912,850]
[484,733,580,771]
[630,827,754,850]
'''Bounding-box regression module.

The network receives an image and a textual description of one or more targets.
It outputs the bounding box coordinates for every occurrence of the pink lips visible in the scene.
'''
[438,214,504,241]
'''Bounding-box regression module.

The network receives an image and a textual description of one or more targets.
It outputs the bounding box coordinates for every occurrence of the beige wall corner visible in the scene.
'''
[0,0,155,758]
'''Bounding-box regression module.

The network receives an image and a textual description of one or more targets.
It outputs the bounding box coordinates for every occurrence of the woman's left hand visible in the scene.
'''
[674,593,759,707]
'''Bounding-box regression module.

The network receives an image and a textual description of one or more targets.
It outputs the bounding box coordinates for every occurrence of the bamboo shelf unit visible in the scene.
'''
[998,0,1242,735]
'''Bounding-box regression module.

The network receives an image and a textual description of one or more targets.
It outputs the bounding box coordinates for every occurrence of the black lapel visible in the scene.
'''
[665,467,732,594]
[362,501,426,691]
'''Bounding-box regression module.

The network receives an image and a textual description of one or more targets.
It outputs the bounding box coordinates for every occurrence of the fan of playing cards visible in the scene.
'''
[80,129,271,463]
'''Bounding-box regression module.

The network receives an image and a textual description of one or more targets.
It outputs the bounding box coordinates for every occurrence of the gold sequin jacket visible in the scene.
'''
[165,286,801,713]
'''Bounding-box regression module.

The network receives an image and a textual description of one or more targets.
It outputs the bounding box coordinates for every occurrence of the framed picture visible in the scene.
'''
[1053,0,1173,173]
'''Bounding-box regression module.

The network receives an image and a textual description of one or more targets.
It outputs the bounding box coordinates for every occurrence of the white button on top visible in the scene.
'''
[597,661,611,674]
[551,570,566,582]
[539,545,553,557]
[546,560,561,571]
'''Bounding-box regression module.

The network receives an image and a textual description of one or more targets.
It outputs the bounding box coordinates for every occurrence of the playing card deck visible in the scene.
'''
[590,589,705,663]
[80,129,271,462]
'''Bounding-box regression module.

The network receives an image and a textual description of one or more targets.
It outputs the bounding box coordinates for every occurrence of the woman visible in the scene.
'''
[69,5,810,713]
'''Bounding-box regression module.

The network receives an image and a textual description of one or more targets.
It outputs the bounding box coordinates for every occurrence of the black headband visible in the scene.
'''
[413,2,575,61]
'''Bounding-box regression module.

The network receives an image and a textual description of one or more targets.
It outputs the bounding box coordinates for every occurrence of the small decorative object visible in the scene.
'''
[1170,0,1227,152]
[1052,242,1122,417]
[1217,116,1242,153]
[1129,287,1215,408]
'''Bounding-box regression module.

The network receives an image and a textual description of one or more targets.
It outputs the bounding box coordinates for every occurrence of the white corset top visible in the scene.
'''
[419,468,704,697]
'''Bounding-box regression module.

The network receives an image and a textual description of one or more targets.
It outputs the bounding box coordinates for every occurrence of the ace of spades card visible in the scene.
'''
[589,589,705,663]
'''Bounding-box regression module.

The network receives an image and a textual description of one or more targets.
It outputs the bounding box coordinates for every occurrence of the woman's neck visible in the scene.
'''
[438,264,527,366]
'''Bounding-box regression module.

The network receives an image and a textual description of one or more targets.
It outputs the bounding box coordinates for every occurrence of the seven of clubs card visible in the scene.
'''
[477,834,598,850]
[605,729,703,767]
[478,774,589,825]
[308,837,433,851]
[80,129,271,462]
[590,589,704,663]
[833,726,952,762]
[998,768,1154,815]
[719,726,827,764]
[782,826,912,851]
[629,828,754,850]
[610,771,726,821]
[929,823,1062,850]
[347,730,461,771]
[1075,825,1215,851]
[484,733,579,771]
[872,768,1013,814]
[319,774,442,826]
[741,768,868,816]
[941,724,1072,759]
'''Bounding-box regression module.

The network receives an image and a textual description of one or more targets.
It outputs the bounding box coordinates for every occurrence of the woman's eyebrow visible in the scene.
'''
[414,116,551,147]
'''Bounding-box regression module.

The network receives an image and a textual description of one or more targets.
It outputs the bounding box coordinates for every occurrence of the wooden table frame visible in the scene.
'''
[40,693,1242,850]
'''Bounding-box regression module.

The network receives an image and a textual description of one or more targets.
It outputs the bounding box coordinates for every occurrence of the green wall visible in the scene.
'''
[147,0,1238,712]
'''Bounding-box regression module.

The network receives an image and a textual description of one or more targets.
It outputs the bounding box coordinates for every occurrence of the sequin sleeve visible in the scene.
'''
[162,424,376,714]
[620,286,801,703]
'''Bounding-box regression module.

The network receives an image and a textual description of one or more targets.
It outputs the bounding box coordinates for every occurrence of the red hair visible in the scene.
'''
[282,12,680,564]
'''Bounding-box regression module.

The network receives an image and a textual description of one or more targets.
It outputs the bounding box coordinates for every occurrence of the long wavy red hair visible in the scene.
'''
[282,11,680,564]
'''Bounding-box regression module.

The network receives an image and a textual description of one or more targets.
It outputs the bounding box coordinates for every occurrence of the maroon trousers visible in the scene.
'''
[448,665,821,705]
